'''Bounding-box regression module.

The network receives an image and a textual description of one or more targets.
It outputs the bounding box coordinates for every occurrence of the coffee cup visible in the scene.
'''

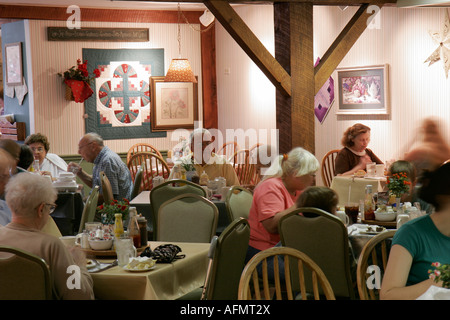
[336,210,349,226]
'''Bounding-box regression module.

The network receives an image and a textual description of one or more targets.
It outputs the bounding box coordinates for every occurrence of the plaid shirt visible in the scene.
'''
[92,146,132,201]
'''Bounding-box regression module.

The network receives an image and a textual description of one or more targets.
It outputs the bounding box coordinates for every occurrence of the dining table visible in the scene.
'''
[88,241,210,300]
[130,190,230,237]
[330,175,387,207]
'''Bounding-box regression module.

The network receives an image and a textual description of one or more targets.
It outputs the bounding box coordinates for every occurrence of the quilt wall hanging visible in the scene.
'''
[83,48,166,140]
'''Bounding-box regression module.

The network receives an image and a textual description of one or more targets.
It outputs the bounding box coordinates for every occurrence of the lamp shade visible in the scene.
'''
[165,58,197,83]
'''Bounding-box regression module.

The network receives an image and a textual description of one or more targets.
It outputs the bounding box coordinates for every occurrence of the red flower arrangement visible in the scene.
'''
[387,172,412,198]
[96,198,130,225]
[58,59,100,103]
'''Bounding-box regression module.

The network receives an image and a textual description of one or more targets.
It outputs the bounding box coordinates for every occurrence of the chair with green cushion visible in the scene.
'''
[150,179,206,240]
[179,218,250,300]
[157,193,218,243]
[279,207,356,300]
[130,165,144,200]
[78,185,100,234]
[225,185,253,222]
[0,245,52,300]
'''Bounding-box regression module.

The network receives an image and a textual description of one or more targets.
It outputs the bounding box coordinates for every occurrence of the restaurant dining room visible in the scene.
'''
[1,0,450,308]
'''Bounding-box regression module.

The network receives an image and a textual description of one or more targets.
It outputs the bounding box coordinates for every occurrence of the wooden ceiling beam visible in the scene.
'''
[204,0,291,96]
[314,3,384,93]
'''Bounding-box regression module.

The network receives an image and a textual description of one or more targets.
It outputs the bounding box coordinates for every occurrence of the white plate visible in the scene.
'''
[359,227,386,235]
[122,265,156,272]
[86,259,97,269]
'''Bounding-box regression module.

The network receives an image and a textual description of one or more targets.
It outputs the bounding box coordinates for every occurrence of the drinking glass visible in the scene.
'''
[344,202,359,224]
[366,162,376,177]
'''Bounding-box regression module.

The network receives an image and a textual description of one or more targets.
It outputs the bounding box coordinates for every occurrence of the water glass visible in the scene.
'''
[115,237,137,267]
[366,162,376,177]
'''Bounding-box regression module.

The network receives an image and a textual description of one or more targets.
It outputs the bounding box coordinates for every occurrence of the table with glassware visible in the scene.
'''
[330,175,388,207]
[88,241,210,300]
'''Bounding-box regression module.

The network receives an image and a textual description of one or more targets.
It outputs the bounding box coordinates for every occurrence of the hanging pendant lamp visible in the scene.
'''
[165,3,197,83]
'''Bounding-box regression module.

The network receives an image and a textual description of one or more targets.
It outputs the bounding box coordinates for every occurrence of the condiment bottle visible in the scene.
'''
[127,207,141,248]
[172,165,182,180]
[200,171,209,185]
[137,215,148,247]
[114,213,124,239]
[364,185,375,220]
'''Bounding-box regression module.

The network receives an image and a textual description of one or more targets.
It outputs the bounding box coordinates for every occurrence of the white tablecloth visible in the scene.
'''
[331,175,387,206]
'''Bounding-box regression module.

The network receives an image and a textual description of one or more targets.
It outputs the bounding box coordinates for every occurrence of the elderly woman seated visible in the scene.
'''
[25,133,68,179]
[0,173,94,299]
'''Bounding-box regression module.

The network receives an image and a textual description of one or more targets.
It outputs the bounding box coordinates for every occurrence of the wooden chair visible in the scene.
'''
[150,179,206,240]
[100,171,114,205]
[157,193,218,243]
[217,141,240,162]
[357,230,396,300]
[238,247,335,300]
[279,207,356,299]
[232,149,257,186]
[78,185,100,233]
[0,245,52,300]
[321,149,340,187]
[225,186,253,222]
[127,152,170,191]
[126,143,162,165]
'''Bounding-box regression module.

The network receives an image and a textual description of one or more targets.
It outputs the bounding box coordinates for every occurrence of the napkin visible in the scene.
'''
[417,285,450,300]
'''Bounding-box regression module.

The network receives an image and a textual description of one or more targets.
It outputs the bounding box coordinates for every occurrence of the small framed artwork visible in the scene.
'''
[335,64,389,115]
[4,42,23,86]
[150,76,198,131]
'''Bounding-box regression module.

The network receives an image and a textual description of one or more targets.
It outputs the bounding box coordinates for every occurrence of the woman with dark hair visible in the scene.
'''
[380,163,450,300]
[335,123,383,175]
[17,144,34,172]
[25,133,67,178]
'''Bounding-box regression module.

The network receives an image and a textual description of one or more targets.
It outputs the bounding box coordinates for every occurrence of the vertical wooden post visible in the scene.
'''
[274,3,292,154]
[290,2,315,154]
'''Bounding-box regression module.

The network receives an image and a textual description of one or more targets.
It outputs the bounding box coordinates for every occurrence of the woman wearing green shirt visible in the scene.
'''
[381,162,450,299]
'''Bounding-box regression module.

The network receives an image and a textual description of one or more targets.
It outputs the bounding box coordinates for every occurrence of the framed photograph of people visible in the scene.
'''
[335,64,389,115]
[150,76,198,131]
[5,42,23,86]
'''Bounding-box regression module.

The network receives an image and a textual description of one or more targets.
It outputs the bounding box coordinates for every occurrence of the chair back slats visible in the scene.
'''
[127,152,170,191]
[232,149,257,186]
[217,141,240,162]
[321,149,340,187]
[126,143,162,166]
[238,247,335,300]
[356,230,395,300]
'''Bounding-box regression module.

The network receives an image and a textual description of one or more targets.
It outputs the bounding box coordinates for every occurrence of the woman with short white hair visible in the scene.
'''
[246,147,320,262]
[0,173,94,300]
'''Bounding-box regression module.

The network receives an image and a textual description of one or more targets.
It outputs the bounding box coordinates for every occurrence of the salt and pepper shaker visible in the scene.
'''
[81,230,89,249]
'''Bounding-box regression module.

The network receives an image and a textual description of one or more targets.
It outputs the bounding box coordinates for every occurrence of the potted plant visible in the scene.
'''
[58,59,100,103]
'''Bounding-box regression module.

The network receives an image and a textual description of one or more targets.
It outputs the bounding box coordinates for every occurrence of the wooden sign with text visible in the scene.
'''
[47,27,149,42]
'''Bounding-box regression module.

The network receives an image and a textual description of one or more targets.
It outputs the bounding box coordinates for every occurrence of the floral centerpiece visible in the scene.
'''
[387,172,411,198]
[58,59,100,103]
[96,198,130,226]
[429,262,450,288]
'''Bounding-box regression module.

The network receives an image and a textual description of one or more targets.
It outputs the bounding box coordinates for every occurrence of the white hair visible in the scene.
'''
[5,173,57,219]
[262,147,319,180]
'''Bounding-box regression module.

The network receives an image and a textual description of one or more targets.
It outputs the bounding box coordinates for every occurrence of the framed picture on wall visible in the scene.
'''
[335,64,389,115]
[150,76,198,131]
[5,42,23,86]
